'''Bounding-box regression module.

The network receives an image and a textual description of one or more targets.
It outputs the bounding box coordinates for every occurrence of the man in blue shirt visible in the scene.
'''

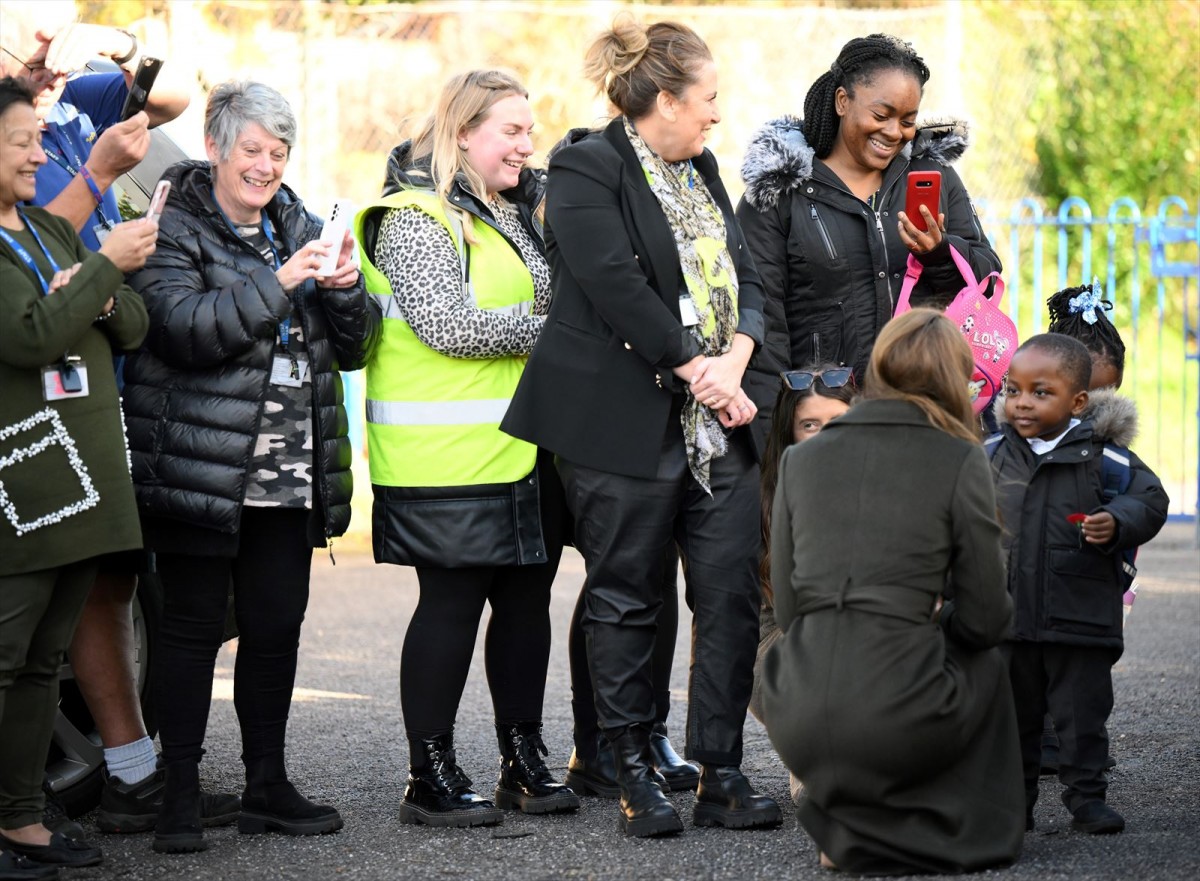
[1,2,239,843]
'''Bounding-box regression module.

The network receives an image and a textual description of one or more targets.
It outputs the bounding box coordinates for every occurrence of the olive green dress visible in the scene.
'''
[762,399,1024,875]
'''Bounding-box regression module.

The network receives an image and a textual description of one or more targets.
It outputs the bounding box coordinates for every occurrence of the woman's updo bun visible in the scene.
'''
[583,13,711,120]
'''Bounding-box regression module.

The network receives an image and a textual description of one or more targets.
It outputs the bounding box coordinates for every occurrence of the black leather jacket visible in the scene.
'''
[123,160,379,547]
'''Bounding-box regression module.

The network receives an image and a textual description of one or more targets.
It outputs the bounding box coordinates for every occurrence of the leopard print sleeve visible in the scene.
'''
[374,207,545,359]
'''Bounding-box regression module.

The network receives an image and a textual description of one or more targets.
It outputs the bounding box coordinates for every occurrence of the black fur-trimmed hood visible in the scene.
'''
[740,115,970,210]
[992,387,1139,448]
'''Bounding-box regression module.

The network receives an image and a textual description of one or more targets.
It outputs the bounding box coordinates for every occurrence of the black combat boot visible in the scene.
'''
[399,732,503,828]
[152,761,206,854]
[649,722,700,791]
[692,765,782,829]
[608,725,682,838]
[566,733,669,798]
[239,754,343,836]
[493,721,581,814]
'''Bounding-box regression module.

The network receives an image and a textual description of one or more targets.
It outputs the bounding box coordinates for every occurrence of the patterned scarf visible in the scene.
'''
[624,118,740,494]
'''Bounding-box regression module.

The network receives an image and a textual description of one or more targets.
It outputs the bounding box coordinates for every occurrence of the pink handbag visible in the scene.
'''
[893,245,1017,414]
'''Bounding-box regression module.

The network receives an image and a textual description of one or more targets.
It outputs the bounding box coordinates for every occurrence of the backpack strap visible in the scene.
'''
[984,432,1004,461]
[1098,442,1138,586]
[1100,443,1133,503]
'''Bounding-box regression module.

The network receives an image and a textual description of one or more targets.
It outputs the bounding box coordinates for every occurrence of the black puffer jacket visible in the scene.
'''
[989,389,1169,650]
[123,160,380,547]
[737,117,1001,379]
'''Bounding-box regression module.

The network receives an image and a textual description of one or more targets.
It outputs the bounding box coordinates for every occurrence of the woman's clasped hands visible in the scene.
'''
[678,353,758,428]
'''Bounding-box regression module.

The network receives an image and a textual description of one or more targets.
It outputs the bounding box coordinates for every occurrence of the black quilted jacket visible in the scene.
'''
[122,160,380,546]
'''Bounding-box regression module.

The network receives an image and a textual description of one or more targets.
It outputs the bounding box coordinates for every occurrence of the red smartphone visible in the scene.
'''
[146,180,170,223]
[905,170,942,232]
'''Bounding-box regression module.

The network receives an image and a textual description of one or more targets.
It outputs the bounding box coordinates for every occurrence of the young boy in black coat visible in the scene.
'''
[989,333,1168,835]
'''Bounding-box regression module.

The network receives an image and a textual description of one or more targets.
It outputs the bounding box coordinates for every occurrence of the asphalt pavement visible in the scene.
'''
[68,522,1199,881]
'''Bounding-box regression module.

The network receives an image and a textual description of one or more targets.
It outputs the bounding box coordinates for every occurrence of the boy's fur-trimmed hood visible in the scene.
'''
[740,115,970,211]
[992,387,1139,448]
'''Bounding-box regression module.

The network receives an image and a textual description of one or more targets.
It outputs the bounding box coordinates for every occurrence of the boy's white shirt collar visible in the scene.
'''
[1026,418,1081,455]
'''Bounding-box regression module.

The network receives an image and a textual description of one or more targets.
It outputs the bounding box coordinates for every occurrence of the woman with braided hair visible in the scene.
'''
[737,34,1001,381]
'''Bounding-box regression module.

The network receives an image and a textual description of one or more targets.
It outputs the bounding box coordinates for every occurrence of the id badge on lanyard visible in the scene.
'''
[0,211,90,400]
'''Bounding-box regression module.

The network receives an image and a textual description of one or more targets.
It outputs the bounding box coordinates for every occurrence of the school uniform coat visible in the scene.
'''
[501,118,765,477]
[762,399,1024,875]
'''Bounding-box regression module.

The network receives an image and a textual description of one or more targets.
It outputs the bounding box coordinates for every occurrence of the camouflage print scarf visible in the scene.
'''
[624,118,739,494]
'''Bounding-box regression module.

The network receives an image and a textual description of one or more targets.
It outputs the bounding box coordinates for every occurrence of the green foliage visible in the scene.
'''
[1023,0,1199,211]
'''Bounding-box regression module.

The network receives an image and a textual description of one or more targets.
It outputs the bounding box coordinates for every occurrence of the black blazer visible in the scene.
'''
[502,119,765,479]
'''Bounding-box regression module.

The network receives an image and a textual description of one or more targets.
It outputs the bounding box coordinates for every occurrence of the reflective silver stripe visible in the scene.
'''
[370,293,407,321]
[371,292,531,320]
[1102,447,1130,468]
[366,397,512,426]
[486,299,534,317]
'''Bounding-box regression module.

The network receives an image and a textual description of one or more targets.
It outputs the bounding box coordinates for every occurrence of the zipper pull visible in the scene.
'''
[327,538,337,566]
[810,204,818,220]
[875,211,886,237]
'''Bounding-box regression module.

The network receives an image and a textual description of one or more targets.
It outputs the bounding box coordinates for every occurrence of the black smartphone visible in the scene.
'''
[120,56,163,121]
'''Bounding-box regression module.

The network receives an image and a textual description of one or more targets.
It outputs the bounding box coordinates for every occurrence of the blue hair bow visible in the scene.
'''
[1068,278,1104,325]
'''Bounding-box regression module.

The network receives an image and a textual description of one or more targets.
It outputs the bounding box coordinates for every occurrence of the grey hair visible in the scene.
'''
[204,81,296,161]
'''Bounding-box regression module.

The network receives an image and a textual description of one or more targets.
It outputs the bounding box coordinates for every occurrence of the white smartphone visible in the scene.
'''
[317,200,353,276]
[145,180,171,224]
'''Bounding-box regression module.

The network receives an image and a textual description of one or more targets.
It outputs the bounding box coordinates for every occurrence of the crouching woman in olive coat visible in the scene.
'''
[762,309,1025,875]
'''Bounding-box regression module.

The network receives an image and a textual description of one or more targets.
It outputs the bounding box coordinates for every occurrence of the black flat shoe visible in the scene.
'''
[0,849,60,881]
[0,833,101,869]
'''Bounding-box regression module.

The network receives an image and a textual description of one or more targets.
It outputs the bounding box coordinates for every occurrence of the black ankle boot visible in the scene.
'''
[566,734,669,798]
[494,721,581,814]
[239,754,343,836]
[650,722,700,791]
[693,765,782,829]
[608,725,683,838]
[152,761,207,854]
[400,732,504,828]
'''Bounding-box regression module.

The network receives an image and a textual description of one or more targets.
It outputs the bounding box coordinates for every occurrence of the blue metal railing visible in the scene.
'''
[977,196,1199,521]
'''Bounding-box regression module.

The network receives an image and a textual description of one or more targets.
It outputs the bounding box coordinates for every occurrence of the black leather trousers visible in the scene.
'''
[559,426,761,767]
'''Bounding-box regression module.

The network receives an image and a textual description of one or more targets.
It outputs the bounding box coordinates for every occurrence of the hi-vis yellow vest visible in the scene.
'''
[355,190,537,487]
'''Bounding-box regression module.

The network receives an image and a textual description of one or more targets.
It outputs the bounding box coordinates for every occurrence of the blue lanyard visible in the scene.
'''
[42,133,116,230]
[0,208,63,295]
[259,213,291,351]
[211,191,292,351]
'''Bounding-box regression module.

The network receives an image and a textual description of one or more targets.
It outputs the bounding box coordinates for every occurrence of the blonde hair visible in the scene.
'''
[583,13,711,120]
[408,69,528,245]
[864,309,980,444]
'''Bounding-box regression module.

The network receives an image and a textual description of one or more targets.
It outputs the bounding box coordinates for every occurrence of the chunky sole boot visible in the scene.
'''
[649,723,700,792]
[398,801,503,828]
[493,786,579,815]
[609,725,683,838]
[238,811,342,836]
[693,765,782,830]
[151,831,207,854]
[151,761,206,854]
[240,755,343,836]
[493,721,580,815]
[401,732,503,828]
